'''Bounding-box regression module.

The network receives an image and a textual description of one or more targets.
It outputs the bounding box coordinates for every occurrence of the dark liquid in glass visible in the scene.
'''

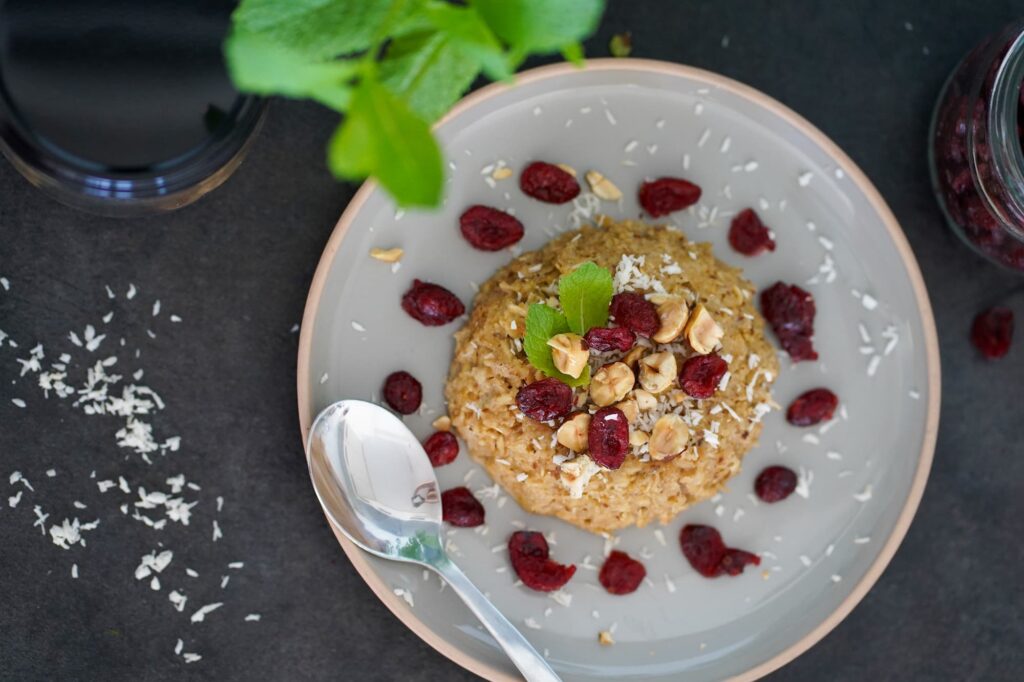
[0,0,263,212]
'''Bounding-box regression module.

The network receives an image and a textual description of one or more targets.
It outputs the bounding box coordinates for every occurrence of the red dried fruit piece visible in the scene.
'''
[508,530,576,592]
[680,524,761,578]
[679,354,728,400]
[754,465,798,503]
[519,161,581,204]
[971,307,1013,359]
[728,208,776,256]
[459,205,525,251]
[588,406,629,469]
[516,377,574,422]
[584,326,636,352]
[598,550,647,595]
[609,292,660,337]
[423,431,459,466]
[638,177,702,217]
[679,524,726,577]
[441,487,485,527]
[786,388,839,426]
[401,279,465,326]
[383,371,422,414]
[760,282,819,361]
[717,548,762,576]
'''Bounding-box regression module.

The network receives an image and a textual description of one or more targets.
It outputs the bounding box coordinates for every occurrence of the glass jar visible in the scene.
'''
[929,21,1024,272]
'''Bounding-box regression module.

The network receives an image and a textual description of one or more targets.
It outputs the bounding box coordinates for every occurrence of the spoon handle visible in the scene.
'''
[433,558,561,682]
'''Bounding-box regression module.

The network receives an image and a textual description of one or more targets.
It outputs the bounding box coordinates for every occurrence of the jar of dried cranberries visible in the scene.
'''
[930,22,1024,271]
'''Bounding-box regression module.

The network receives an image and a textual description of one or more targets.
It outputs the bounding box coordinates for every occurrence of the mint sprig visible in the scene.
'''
[522,261,614,386]
[224,0,606,208]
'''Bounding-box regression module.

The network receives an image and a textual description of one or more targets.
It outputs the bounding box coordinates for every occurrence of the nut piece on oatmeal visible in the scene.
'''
[652,297,690,344]
[369,246,404,263]
[649,414,690,460]
[638,351,677,394]
[598,630,615,646]
[548,333,589,378]
[621,345,646,368]
[632,388,657,411]
[685,304,724,355]
[556,412,591,451]
[585,170,623,201]
[629,430,649,446]
[559,455,602,499]
[590,362,635,406]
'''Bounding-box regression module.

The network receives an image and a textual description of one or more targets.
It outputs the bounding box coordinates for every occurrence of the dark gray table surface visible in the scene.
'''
[2,1,1023,680]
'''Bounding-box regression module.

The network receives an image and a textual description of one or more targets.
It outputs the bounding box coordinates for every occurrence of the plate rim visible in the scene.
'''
[295,58,941,682]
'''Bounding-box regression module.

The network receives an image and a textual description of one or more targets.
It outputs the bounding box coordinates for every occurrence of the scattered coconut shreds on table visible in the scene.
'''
[0,281,259,666]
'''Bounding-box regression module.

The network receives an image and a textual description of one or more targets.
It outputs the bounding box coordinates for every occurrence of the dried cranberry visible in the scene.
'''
[786,388,839,426]
[598,550,646,595]
[508,531,576,592]
[383,371,421,414]
[516,378,573,421]
[609,293,660,337]
[423,431,459,466]
[441,487,485,527]
[401,279,465,326]
[728,208,776,256]
[680,524,761,578]
[970,307,1013,359]
[679,524,726,577]
[588,406,629,469]
[519,161,580,204]
[717,549,762,576]
[584,326,636,352]
[638,177,702,217]
[754,466,798,503]
[458,205,525,251]
[679,354,728,400]
[760,282,818,361]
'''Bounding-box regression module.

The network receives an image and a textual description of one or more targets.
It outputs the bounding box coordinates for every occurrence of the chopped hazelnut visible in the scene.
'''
[652,297,690,343]
[556,412,591,451]
[638,351,677,394]
[559,454,601,499]
[629,430,649,446]
[598,630,615,646]
[431,415,451,432]
[621,345,646,368]
[584,170,623,201]
[632,388,657,411]
[556,163,577,177]
[590,362,635,406]
[369,247,403,263]
[684,304,724,355]
[491,166,513,180]
[649,414,690,460]
[614,398,639,423]
[669,389,686,405]
[548,333,589,378]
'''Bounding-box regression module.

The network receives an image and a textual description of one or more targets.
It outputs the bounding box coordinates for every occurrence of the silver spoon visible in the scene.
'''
[306,399,561,682]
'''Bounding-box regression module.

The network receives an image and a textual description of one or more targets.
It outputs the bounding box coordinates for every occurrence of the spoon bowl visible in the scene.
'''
[306,399,560,682]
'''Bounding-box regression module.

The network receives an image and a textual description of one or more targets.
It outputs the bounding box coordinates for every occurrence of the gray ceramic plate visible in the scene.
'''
[297,60,940,681]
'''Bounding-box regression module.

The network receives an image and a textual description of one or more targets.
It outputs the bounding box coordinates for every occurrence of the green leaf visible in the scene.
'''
[560,42,585,66]
[418,2,512,81]
[379,31,481,122]
[472,0,605,54]
[328,76,443,207]
[558,262,613,336]
[523,303,591,387]
[232,0,407,59]
[224,30,358,110]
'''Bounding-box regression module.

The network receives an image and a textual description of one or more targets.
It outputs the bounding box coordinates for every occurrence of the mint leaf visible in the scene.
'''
[523,303,590,387]
[558,262,613,336]
[232,0,406,60]
[379,31,481,122]
[225,31,358,110]
[328,76,443,207]
[472,0,605,54]
[418,3,512,82]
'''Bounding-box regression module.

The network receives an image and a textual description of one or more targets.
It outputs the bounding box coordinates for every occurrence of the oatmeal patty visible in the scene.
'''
[445,218,779,534]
